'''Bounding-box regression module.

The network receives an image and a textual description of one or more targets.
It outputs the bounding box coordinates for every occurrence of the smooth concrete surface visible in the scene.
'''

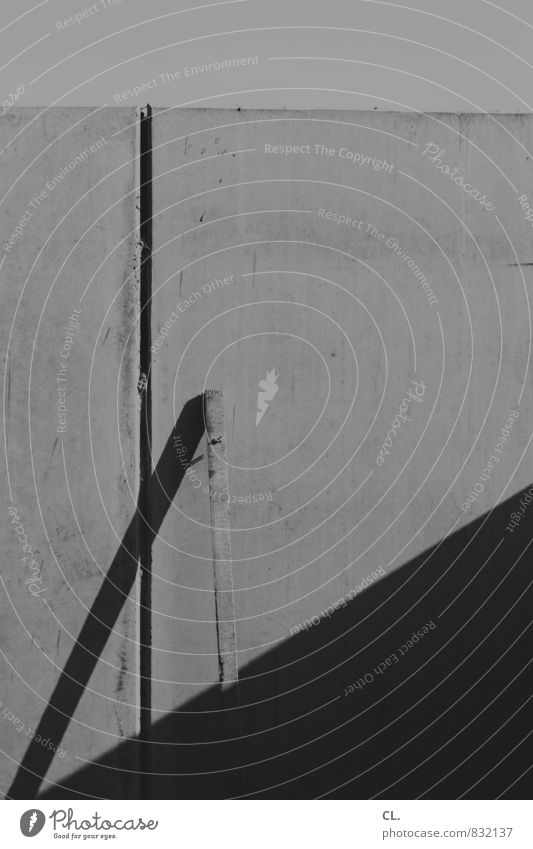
[1,108,532,798]
[0,107,141,797]
[150,108,532,693]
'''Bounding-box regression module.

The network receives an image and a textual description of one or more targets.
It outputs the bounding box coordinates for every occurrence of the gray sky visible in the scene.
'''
[2,0,533,111]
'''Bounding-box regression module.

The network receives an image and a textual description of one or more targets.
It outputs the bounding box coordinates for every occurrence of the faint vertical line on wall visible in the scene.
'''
[139,103,153,798]
[204,389,246,794]
[204,388,240,690]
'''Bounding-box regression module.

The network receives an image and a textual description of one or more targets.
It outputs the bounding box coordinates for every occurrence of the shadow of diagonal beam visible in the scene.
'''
[8,394,205,799]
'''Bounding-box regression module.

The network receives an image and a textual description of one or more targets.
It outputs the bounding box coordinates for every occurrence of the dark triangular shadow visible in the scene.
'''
[8,395,205,800]
[35,484,533,799]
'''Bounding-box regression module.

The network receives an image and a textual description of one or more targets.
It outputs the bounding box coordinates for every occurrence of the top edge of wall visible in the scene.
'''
[151,108,533,116]
[5,107,533,117]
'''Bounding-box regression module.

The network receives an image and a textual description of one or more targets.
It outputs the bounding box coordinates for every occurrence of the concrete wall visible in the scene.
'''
[144,109,532,797]
[0,108,141,797]
[1,108,532,798]
[150,107,532,678]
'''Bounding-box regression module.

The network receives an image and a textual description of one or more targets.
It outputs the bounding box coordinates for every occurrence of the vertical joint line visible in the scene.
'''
[139,103,153,795]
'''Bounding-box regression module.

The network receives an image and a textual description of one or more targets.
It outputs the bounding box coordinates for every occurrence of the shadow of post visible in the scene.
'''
[8,395,205,799]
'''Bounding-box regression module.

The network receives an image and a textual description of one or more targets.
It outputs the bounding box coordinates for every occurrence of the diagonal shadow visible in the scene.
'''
[34,483,533,800]
[8,394,205,800]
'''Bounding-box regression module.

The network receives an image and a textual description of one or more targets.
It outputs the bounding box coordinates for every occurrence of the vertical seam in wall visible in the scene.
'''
[139,103,153,798]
